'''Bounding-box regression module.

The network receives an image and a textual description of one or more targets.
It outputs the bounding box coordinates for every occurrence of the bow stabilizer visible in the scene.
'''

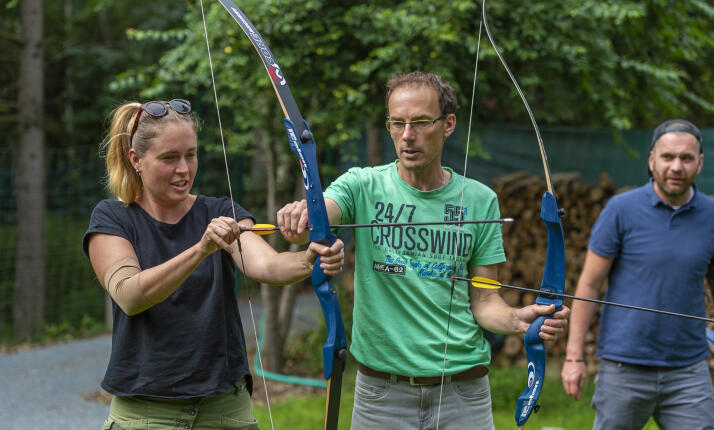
[215,2,347,428]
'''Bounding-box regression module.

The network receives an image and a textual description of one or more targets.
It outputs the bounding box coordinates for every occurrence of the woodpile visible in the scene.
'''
[490,171,616,371]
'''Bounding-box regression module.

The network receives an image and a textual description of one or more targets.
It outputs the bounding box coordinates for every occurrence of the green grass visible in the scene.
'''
[252,368,357,430]
[251,364,660,430]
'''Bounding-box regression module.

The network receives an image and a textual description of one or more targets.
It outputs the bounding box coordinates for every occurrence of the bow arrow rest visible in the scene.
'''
[241,218,514,235]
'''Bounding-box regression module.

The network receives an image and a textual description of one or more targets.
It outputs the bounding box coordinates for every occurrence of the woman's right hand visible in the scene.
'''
[198,216,242,256]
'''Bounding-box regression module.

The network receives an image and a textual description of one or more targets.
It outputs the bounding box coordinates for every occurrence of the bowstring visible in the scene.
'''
[435,14,484,430]
[481,0,553,193]
[199,1,275,428]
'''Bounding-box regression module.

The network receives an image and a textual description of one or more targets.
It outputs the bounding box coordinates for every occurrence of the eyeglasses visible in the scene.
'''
[130,99,192,144]
[385,114,446,132]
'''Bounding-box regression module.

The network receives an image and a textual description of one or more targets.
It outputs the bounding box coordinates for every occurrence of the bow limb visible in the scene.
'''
[480,1,565,428]
[215,2,347,429]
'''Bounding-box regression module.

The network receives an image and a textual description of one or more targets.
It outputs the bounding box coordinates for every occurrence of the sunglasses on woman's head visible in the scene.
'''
[130,99,192,144]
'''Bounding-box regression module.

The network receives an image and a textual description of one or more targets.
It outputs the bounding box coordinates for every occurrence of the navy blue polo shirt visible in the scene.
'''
[589,181,714,366]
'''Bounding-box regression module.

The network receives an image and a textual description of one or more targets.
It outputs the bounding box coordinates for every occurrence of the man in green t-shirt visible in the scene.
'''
[277,71,569,429]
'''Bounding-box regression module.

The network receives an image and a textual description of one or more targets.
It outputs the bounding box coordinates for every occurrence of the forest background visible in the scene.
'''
[2,0,714,384]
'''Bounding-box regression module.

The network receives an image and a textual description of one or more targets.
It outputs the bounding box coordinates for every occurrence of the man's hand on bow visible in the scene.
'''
[515,304,570,341]
[277,198,343,245]
[305,240,345,277]
[277,199,311,244]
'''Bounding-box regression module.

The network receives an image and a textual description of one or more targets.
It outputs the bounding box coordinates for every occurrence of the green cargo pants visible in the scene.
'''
[101,378,259,430]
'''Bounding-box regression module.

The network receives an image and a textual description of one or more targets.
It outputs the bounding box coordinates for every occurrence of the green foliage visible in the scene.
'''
[4,0,713,162]
[39,315,105,344]
[1,0,192,154]
[128,0,714,174]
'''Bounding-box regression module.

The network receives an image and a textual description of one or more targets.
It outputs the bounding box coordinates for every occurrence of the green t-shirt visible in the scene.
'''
[324,161,506,376]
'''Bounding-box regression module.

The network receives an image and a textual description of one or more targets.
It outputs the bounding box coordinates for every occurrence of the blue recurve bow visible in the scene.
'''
[215,2,348,429]
[480,1,566,428]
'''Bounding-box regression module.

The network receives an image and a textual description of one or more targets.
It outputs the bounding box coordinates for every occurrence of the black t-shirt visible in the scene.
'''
[83,195,254,398]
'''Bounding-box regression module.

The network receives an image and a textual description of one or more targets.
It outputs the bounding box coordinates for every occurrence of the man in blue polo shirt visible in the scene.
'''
[561,119,714,429]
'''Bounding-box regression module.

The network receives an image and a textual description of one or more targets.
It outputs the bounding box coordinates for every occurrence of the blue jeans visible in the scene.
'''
[592,359,714,430]
[351,370,494,430]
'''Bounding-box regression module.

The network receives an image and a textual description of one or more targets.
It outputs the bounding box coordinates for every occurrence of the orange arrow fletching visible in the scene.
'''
[470,276,502,289]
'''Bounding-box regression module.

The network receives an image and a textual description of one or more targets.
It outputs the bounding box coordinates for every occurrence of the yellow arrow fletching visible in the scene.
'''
[247,224,278,236]
[470,276,502,289]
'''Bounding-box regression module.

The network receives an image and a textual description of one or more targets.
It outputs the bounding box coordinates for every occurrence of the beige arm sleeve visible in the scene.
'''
[103,257,152,316]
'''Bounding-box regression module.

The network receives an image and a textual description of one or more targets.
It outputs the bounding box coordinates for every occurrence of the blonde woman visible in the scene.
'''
[83,99,344,429]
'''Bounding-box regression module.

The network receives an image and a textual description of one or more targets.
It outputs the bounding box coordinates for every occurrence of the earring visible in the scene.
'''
[135,168,141,175]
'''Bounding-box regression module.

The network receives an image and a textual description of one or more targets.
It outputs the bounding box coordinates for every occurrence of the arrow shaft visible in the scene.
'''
[241,218,514,233]
[455,276,714,323]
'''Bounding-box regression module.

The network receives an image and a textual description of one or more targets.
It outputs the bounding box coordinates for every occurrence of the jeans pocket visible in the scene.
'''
[221,416,260,430]
[452,378,490,400]
[355,375,390,401]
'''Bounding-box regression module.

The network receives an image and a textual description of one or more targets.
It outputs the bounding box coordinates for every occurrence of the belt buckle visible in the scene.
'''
[408,375,450,386]
[408,376,425,386]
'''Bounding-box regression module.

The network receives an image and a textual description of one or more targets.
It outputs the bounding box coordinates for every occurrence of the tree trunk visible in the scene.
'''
[14,0,45,340]
[366,111,382,167]
[255,127,286,372]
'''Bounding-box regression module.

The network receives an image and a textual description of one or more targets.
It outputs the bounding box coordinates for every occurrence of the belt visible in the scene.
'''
[604,359,681,372]
[358,363,488,386]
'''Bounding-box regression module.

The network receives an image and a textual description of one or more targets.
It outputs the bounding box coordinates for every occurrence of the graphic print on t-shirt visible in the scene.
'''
[369,201,473,281]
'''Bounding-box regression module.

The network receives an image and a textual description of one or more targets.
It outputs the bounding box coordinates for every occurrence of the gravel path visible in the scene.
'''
[0,294,321,429]
[0,335,111,429]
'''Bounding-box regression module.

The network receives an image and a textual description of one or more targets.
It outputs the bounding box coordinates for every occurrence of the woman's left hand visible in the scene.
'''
[305,239,345,276]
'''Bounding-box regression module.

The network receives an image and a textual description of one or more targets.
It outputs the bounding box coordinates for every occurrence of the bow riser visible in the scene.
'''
[216,1,347,428]
[283,118,347,380]
[537,191,565,308]
[515,191,564,427]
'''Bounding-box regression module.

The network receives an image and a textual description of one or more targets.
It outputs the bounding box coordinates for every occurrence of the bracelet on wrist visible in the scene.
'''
[565,358,585,363]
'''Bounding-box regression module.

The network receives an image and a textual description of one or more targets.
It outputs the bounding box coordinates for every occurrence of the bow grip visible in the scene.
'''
[515,191,565,426]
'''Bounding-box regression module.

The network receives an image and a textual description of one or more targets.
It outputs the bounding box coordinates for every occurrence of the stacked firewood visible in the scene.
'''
[491,171,615,372]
